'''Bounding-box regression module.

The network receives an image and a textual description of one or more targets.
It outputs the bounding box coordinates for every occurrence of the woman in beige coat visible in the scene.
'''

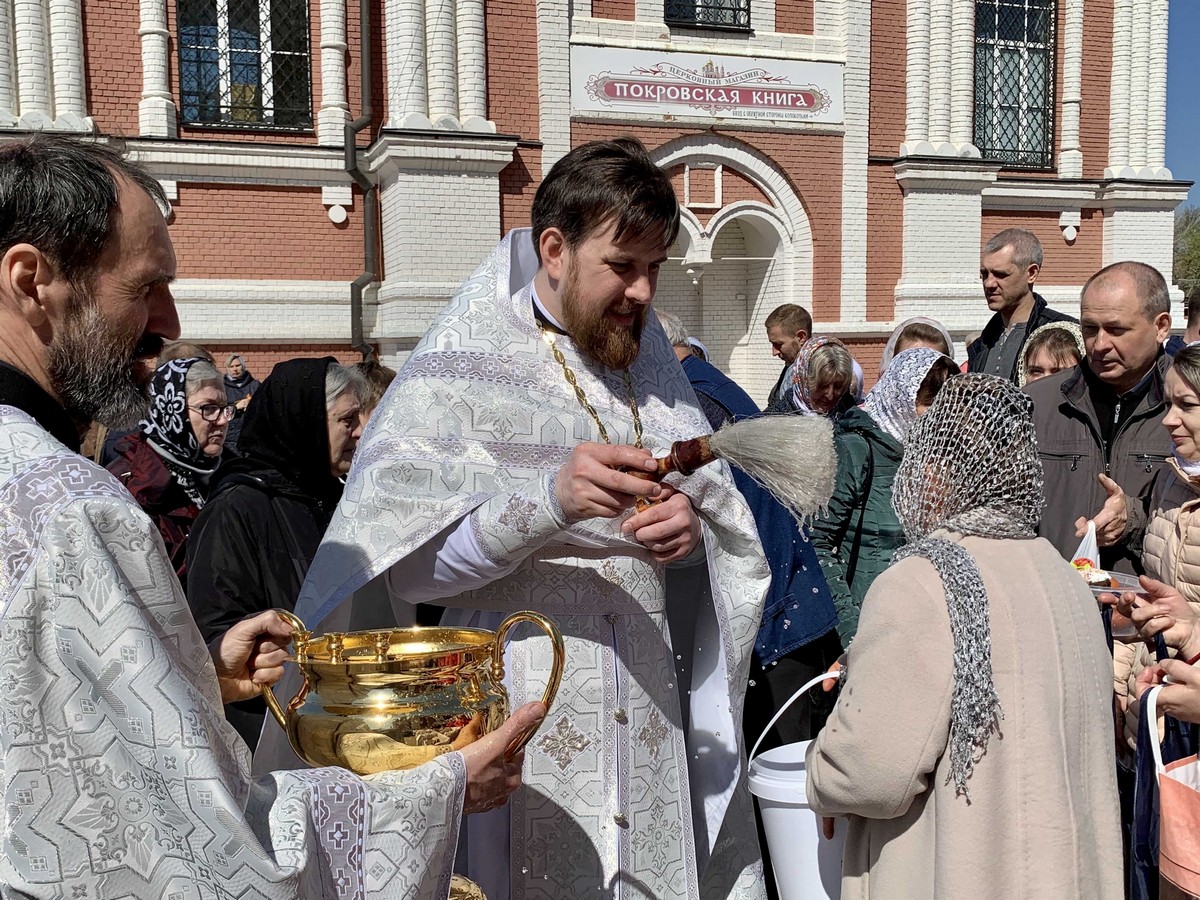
[1115,344,1200,752]
[806,374,1123,900]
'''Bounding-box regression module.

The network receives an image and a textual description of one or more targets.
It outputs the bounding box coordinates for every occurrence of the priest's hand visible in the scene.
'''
[209,611,294,704]
[555,442,662,522]
[459,702,546,814]
[621,482,702,563]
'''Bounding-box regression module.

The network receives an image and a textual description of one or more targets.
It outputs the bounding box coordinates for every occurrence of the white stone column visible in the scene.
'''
[1127,0,1151,170]
[424,0,458,127]
[1146,0,1169,174]
[927,0,953,146]
[456,0,491,131]
[48,0,89,129]
[317,0,349,145]
[1058,0,1084,178]
[948,0,975,149]
[139,0,176,136]
[536,0,571,174]
[904,0,931,149]
[14,0,53,128]
[385,0,432,128]
[839,0,871,324]
[0,0,17,126]
[1107,0,1133,175]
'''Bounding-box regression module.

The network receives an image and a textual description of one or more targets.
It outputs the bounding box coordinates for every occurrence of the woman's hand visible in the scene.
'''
[1114,578,1200,659]
[209,611,294,703]
[1135,659,1200,724]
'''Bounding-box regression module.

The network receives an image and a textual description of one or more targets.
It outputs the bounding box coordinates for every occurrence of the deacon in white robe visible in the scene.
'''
[0,401,470,898]
[263,215,774,899]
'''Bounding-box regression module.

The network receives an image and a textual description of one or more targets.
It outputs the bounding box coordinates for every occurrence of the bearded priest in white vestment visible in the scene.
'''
[0,134,534,899]
[263,139,772,899]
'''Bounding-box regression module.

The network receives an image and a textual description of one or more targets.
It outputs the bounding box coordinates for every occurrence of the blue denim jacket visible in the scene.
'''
[681,356,839,664]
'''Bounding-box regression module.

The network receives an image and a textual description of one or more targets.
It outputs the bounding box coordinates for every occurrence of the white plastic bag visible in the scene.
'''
[1072,519,1099,567]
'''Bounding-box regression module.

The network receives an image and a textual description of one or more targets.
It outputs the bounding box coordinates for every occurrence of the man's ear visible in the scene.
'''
[0,244,56,327]
[796,329,809,343]
[1026,263,1041,285]
[1154,310,1172,343]
[539,228,567,282]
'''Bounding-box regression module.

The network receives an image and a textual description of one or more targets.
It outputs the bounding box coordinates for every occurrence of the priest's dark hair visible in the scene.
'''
[530,137,680,261]
[0,134,168,288]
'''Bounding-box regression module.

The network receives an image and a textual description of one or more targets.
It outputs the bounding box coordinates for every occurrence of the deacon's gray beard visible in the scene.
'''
[46,296,158,429]
[560,265,644,370]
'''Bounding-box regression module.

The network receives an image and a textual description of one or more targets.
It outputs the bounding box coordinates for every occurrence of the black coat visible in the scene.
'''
[186,357,342,748]
[966,292,1077,383]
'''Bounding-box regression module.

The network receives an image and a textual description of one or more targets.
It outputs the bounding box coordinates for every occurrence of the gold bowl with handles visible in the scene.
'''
[261,610,564,774]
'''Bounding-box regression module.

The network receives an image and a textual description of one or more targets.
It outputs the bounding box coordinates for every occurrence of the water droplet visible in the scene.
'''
[522,866,529,874]
[748,679,756,687]
[676,654,682,660]
[667,682,673,689]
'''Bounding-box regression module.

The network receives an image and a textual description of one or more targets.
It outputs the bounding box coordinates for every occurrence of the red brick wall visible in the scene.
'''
[170,184,364,279]
[774,0,814,36]
[592,0,636,20]
[866,164,903,321]
[500,147,542,234]
[868,0,907,157]
[82,0,141,136]
[980,209,1103,284]
[1080,0,1113,180]
[843,338,887,389]
[487,0,540,138]
[203,343,364,379]
[571,123,844,321]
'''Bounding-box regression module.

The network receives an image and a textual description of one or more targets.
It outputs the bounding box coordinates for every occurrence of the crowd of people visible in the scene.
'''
[1,132,1198,900]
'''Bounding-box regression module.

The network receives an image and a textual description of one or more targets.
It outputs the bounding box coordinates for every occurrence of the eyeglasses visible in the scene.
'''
[189,403,236,423]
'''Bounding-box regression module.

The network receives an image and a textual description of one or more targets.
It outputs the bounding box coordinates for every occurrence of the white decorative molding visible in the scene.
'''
[1107,0,1171,179]
[1108,0,1132,173]
[425,0,459,125]
[125,140,352,186]
[0,0,13,127]
[839,0,870,324]
[49,0,88,125]
[899,0,977,157]
[317,0,350,145]
[981,178,1100,210]
[322,185,354,223]
[1147,0,1169,172]
[173,279,363,341]
[683,164,722,210]
[905,0,930,146]
[456,0,488,128]
[385,0,432,128]
[538,0,572,174]
[568,19,845,61]
[138,0,176,137]
[364,131,517,176]
[1059,209,1081,244]
[3,0,91,131]
[1058,0,1084,177]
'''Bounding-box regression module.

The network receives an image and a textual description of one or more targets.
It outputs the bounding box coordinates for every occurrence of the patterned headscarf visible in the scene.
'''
[890,374,1045,798]
[860,347,951,444]
[1016,321,1085,387]
[141,357,222,505]
[788,336,848,415]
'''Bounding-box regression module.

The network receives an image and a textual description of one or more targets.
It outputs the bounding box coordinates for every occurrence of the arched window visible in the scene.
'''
[973,0,1056,169]
[664,0,751,31]
[177,0,312,129]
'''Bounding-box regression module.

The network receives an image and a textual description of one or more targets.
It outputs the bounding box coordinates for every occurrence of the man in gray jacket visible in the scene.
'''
[1025,261,1174,575]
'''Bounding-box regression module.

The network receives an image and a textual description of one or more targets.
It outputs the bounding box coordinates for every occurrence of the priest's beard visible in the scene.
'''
[560,266,644,370]
[46,289,164,429]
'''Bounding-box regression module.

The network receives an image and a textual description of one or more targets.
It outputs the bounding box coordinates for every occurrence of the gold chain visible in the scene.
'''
[540,328,643,448]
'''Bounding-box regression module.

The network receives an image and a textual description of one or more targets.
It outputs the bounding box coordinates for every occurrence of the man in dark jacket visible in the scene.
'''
[763,302,812,407]
[1025,261,1174,576]
[968,228,1076,383]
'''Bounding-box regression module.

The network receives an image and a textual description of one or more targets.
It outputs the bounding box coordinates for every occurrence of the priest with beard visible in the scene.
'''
[260,138,773,899]
[0,134,539,898]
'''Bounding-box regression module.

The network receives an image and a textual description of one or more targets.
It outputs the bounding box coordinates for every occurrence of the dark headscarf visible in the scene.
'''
[212,357,342,508]
[141,357,223,506]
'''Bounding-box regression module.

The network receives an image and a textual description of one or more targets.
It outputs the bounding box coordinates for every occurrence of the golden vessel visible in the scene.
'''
[261,609,564,774]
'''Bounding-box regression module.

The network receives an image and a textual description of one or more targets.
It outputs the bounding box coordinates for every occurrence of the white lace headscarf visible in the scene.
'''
[891,373,1045,798]
[860,347,951,444]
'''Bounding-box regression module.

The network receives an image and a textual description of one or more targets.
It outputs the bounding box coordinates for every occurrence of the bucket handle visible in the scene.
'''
[748,671,841,763]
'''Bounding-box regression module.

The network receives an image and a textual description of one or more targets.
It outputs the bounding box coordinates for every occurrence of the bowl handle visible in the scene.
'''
[493,610,564,759]
[259,609,311,729]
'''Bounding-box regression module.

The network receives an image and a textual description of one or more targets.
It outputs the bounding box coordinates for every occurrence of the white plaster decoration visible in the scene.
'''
[322,185,354,223]
[927,0,952,146]
[48,0,88,129]
[893,159,1001,321]
[948,0,975,148]
[456,0,492,131]
[1106,0,1133,176]
[537,0,572,175]
[1146,0,1169,175]
[1058,0,1084,178]
[126,139,353,186]
[425,0,459,126]
[904,0,931,148]
[839,0,870,324]
[317,0,350,145]
[138,0,177,137]
[14,0,53,129]
[0,0,16,126]
[1059,209,1080,244]
[385,0,433,128]
[1127,0,1151,174]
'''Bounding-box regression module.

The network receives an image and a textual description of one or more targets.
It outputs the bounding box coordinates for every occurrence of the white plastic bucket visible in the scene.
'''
[747,672,844,900]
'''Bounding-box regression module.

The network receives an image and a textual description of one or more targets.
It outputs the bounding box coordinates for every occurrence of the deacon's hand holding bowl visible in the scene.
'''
[459,702,546,814]
[210,610,295,704]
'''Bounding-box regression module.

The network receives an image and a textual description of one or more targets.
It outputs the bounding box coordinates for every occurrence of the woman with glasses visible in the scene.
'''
[107,357,233,590]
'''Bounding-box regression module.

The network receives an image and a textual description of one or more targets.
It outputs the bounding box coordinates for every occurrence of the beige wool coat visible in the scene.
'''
[1114,457,1200,753]
[807,533,1123,900]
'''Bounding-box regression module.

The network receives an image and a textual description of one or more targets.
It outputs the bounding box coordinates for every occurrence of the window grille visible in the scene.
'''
[664,0,751,31]
[178,0,312,129]
[973,0,1056,169]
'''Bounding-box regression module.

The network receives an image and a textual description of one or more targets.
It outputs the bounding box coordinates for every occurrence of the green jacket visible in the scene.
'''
[809,407,905,645]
